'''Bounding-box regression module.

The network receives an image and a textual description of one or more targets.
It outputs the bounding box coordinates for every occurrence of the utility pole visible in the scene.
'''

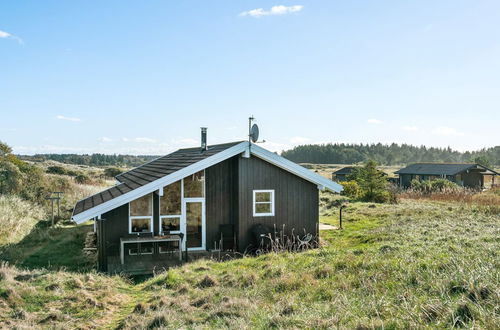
[45,196,57,226]
[53,192,63,219]
[46,192,63,226]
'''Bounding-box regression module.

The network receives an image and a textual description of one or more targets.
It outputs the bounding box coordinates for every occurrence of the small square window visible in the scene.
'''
[253,190,275,217]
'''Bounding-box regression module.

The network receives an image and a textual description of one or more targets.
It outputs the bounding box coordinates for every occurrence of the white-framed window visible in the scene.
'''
[129,193,153,234]
[160,216,181,234]
[253,190,275,217]
[159,180,182,234]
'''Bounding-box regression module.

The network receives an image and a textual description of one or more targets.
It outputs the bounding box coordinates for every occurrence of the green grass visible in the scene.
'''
[0,198,498,328]
[119,200,500,329]
[1,220,94,272]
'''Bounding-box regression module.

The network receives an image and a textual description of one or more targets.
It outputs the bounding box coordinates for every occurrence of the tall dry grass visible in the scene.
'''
[399,187,500,214]
[0,195,46,245]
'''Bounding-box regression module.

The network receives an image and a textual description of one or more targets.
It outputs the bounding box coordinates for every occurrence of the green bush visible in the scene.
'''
[349,160,394,203]
[104,167,123,178]
[75,174,90,184]
[340,180,361,199]
[46,166,67,175]
[411,178,460,193]
[0,161,23,195]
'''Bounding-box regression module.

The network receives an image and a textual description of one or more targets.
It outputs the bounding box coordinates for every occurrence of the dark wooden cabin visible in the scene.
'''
[332,166,388,182]
[332,166,357,181]
[72,136,342,274]
[395,163,498,189]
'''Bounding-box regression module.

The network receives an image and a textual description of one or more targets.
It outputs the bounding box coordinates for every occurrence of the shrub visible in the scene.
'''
[349,160,393,203]
[340,180,361,199]
[104,167,123,178]
[74,174,90,184]
[46,166,67,175]
[0,161,23,195]
[411,178,460,193]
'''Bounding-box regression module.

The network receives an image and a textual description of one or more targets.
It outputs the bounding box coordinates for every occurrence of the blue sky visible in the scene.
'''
[1,1,499,155]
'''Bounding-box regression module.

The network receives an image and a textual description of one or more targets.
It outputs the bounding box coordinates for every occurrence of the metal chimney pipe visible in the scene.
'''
[201,127,207,151]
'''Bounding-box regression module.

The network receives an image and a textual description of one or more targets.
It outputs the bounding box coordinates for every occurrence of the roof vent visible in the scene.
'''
[201,127,207,151]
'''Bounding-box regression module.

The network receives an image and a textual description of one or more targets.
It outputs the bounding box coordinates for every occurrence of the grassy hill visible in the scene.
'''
[1,197,499,328]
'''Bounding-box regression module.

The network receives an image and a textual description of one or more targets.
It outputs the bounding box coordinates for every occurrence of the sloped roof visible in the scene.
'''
[333,166,358,175]
[72,141,343,223]
[72,142,243,219]
[395,163,498,176]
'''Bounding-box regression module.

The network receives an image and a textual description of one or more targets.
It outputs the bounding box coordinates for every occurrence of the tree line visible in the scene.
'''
[281,143,500,166]
[20,153,158,167]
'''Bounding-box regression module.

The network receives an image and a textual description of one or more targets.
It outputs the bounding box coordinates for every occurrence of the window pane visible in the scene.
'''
[184,171,205,198]
[255,192,271,202]
[160,181,181,215]
[255,203,272,214]
[186,202,202,248]
[131,217,151,233]
[161,217,180,232]
[130,194,152,216]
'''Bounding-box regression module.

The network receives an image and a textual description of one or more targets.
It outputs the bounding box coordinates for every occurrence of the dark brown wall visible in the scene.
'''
[102,203,129,257]
[237,155,319,252]
[463,171,482,188]
[205,156,238,250]
[100,154,319,258]
[101,193,160,258]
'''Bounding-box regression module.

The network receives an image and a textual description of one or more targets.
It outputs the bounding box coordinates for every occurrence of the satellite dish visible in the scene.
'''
[250,124,259,143]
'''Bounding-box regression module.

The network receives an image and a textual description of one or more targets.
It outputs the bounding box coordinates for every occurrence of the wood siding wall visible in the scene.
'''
[205,156,238,250]
[101,193,161,259]
[237,155,319,252]
[99,154,320,266]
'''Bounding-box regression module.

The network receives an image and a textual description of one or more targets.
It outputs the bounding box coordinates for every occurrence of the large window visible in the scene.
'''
[129,193,153,233]
[184,171,205,198]
[160,181,182,234]
[253,190,275,217]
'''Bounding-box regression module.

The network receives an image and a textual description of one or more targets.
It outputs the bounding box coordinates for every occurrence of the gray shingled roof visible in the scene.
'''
[395,163,497,176]
[72,141,243,217]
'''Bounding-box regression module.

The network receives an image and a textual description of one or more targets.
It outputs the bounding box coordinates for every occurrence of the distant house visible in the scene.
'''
[331,166,358,181]
[395,163,498,189]
[332,166,388,182]
[72,130,342,274]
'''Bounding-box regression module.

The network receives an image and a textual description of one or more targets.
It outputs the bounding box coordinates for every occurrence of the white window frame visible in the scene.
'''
[253,189,275,217]
[158,170,206,251]
[159,215,182,234]
[158,179,183,235]
[128,193,154,234]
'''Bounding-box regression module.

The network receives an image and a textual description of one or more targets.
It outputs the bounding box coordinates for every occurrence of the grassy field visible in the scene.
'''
[1,195,499,329]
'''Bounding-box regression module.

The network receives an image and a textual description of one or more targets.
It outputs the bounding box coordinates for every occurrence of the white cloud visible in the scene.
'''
[0,29,23,44]
[56,115,81,122]
[290,136,311,144]
[367,119,383,124]
[240,5,303,18]
[134,137,156,143]
[98,137,112,142]
[122,137,157,143]
[402,125,418,131]
[432,126,464,137]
